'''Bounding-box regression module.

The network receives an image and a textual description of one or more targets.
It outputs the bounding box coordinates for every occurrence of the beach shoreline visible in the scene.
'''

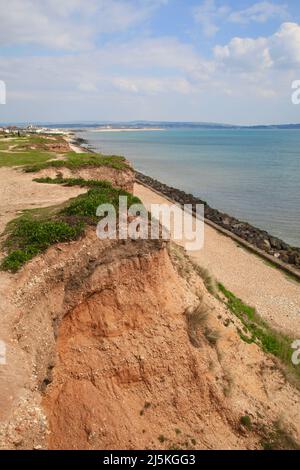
[135,172,300,276]
[70,133,300,275]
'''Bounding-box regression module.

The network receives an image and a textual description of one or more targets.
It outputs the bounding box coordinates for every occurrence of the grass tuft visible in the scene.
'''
[185,301,212,348]
[261,421,300,450]
[240,415,252,430]
[204,327,220,345]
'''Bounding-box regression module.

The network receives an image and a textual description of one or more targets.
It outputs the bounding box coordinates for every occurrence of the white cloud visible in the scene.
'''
[229,1,289,24]
[2,14,300,124]
[214,37,272,70]
[269,22,300,67]
[193,0,230,37]
[194,1,289,37]
[0,0,164,50]
[112,76,195,95]
[214,22,300,70]
[2,22,300,107]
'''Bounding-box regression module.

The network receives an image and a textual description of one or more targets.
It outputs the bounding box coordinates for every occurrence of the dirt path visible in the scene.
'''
[134,183,300,337]
[0,167,86,237]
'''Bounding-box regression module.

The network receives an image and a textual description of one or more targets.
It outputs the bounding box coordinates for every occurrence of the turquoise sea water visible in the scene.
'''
[81,128,300,247]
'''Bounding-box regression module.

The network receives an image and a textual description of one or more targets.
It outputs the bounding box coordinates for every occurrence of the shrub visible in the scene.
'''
[1,218,84,272]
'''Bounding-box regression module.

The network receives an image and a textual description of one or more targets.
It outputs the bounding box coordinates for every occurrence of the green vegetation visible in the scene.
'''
[1,181,142,272]
[33,176,114,189]
[167,243,217,295]
[218,283,256,321]
[0,150,53,167]
[0,134,68,167]
[0,134,130,173]
[204,327,220,345]
[218,282,300,387]
[240,415,252,430]
[185,302,211,348]
[25,152,130,172]
[0,135,138,271]
[140,401,151,416]
[62,188,140,220]
[261,421,300,450]
[1,217,84,272]
[192,264,217,296]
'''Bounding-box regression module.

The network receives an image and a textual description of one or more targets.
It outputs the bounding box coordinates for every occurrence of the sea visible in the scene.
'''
[80,128,300,247]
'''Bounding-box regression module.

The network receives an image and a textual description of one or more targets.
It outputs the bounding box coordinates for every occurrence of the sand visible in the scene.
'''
[0,167,86,237]
[134,182,300,338]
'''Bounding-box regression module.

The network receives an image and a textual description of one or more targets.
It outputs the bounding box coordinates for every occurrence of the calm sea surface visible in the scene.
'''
[81,128,300,247]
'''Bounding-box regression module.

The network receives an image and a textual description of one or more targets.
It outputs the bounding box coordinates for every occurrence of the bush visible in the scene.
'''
[1,218,84,272]
[63,188,141,219]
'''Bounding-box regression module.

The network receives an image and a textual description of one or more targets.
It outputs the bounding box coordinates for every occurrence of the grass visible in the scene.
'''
[25,151,131,172]
[218,282,300,388]
[62,187,140,220]
[34,176,116,190]
[192,264,217,296]
[34,176,141,219]
[0,136,29,151]
[261,421,300,450]
[1,181,142,272]
[1,217,84,272]
[240,415,252,430]
[0,150,53,167]
[0,135,69,168]
[185,301,212,348]
[140,401,151,416]
[0,134,131,174]
[204,327,220,345]
[167,243,217,295]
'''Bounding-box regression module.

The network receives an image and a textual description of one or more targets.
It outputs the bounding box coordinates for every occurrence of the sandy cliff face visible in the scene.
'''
[1,229,300,450]
[35,166,135,192]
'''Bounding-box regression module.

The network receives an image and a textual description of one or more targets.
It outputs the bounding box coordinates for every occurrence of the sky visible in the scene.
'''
[1,0,300,125]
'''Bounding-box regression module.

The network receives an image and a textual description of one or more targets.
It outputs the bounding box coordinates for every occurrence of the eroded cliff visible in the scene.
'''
[1,230,299,450]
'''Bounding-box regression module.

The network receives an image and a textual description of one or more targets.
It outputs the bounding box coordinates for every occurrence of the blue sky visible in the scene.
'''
[1,0,300,124]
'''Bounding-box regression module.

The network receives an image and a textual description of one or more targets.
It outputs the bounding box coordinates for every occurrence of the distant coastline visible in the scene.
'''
[3,121,300,131]
[90,127,166,132]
